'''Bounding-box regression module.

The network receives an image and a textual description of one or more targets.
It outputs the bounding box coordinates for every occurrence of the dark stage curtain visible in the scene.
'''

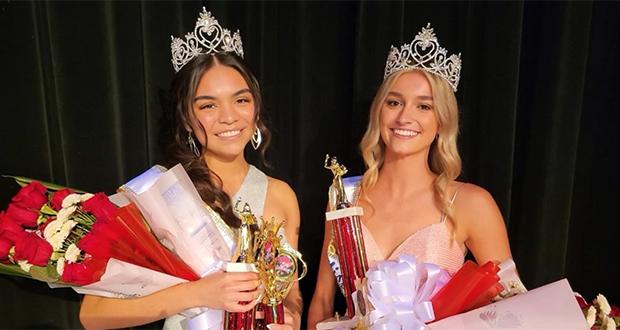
[1,1,618,328]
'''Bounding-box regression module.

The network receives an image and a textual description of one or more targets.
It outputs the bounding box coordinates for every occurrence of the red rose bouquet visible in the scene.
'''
[0,177,198,291]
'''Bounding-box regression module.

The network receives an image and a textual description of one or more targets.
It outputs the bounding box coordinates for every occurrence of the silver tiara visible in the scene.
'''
[170,7,244,72]
[384,23,462,92]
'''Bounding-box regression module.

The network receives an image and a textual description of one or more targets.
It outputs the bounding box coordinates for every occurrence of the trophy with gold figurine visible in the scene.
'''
[253,217,307,328]
[224,203,259,330]
[323,154,369,318]
[225,202,306,329]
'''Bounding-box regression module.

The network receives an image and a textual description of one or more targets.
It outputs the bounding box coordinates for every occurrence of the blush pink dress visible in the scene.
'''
[343,176,467,275]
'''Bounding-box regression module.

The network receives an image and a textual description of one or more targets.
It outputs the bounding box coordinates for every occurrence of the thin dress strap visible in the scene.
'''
[440,183,466,222]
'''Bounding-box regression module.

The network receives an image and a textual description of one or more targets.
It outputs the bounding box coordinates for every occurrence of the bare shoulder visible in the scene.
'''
[266,176,300,221]
[451,182,503,226]
[266,177,298,204]
[451,182,497,209]
[450,182,511,262]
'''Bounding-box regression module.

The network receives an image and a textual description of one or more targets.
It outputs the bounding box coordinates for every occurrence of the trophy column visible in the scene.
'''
[324,155,369,317]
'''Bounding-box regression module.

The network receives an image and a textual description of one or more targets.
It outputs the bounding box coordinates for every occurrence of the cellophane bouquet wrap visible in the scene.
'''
[118,164,236,329]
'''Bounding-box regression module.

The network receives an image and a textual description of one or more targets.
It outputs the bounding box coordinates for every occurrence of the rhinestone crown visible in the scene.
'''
[170,7,244,72]
[384,23,461,92]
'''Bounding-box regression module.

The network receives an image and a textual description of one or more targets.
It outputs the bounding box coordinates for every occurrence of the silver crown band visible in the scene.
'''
[170,7,244,72]
[384,23,462,92]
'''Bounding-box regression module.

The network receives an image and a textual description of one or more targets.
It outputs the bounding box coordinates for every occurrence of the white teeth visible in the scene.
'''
[393,129,419,137]
[217,130,241,137]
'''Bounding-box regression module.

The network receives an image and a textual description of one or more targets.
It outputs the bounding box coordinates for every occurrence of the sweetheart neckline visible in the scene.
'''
[361,220,465,261]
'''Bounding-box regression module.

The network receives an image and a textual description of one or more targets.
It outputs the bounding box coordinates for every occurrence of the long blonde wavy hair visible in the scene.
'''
[359,69,462,231]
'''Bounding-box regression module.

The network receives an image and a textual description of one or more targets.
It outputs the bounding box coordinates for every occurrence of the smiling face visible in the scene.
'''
[188,63,256,161]
[379,70,439,160]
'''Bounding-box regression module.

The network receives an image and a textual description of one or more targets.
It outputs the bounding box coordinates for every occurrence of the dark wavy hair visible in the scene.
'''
[163,53,271,228]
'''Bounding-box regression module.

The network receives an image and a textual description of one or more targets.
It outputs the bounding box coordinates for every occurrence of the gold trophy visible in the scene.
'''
[324,154,369,318]
[225,202,306,329]
[225,202,259,330]
[253,217,307,327]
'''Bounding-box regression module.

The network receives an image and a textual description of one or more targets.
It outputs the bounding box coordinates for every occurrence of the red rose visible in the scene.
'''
[13,231,53,266]
[0,238,12,260]
[5,203,39,228]
[0,212,26,243]
[77,227,113,260]
[81,193,117,221]
[11,181,48,210]
[50,188,74,211]
[61,256,107,285]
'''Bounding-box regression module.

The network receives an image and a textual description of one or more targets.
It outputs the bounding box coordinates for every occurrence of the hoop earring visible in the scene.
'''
[187,131,201,157]
[251,125,262,150]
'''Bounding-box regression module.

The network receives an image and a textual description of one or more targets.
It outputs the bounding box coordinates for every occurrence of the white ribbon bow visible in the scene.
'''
[366,255,450,330]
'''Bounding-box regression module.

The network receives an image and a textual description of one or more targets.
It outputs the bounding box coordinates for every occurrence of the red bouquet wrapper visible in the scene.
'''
[79,203,199,282]
[431,260,503,321]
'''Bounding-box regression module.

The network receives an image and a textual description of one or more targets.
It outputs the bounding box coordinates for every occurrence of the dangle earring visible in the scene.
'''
[251,125,262,150]
[187,131,201,157]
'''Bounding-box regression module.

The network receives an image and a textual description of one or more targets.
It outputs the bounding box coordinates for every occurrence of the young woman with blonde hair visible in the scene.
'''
[307,24,512,328]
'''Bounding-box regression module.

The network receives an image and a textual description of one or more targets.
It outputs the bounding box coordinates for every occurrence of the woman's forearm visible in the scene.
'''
[80,281,198,329]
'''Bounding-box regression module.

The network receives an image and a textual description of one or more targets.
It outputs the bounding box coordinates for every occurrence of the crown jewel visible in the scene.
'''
[384,23,462,92]
[170,7,244,72]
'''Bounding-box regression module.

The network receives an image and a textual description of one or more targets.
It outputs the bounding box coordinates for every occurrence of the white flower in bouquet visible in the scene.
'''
[45,220,78,250]
[17,260,32,272]
[57,257,66,275]
[65,244,81,263]
[61,194,83,208]
[80,193,94,202]
[44,219,64,240]
[586,306,597,327]
[597,294,612,315]
[56,205,77,223]
[604,317,616,330]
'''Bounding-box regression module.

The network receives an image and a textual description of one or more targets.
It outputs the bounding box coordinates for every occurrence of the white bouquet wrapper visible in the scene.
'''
[120,164,238,328]
[49,258,187,298]
[428,278,588,330]
[120,164,234,277]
